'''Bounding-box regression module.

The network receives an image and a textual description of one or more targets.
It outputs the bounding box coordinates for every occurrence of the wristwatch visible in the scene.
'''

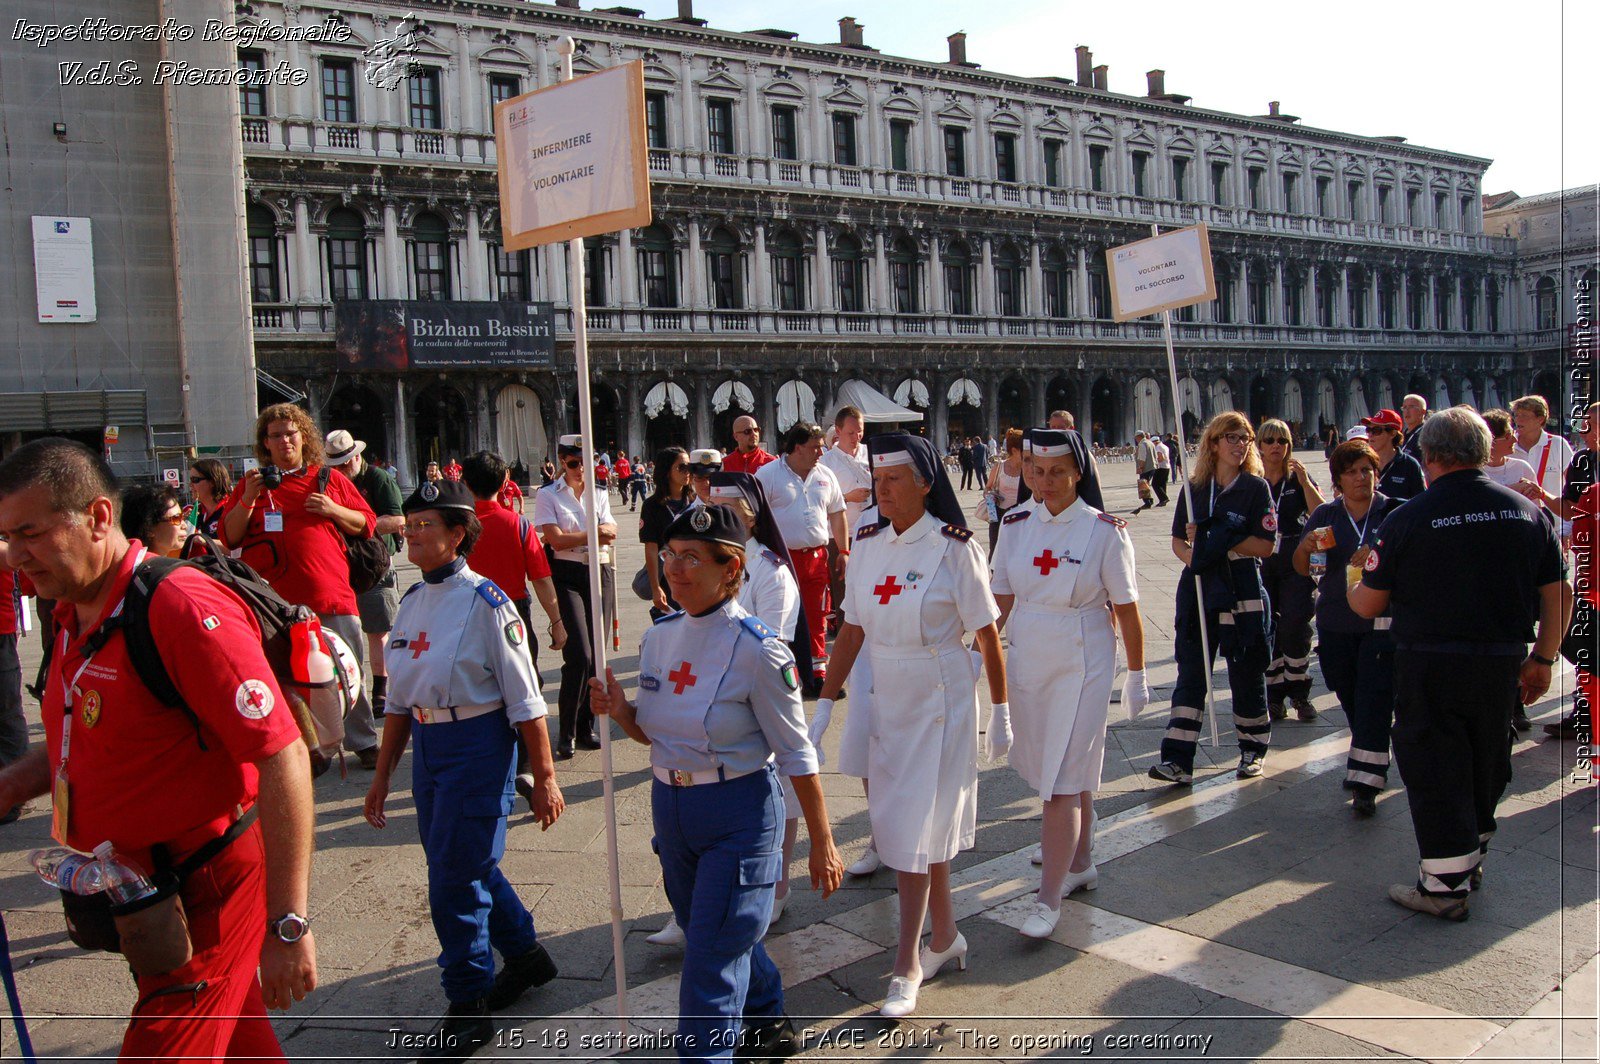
[269,912,311,943]
[1529,651,1558,667]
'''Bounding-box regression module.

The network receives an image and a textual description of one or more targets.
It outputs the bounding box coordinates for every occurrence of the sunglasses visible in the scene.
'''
[1366,426,1395,435]
[188,475,207,485]
[563,459,583,469]
[162,512,186,526]
[1259,437,1289,446]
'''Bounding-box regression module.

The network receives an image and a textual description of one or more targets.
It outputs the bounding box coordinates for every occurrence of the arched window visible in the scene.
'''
[994,243,1023,317]
[1347,266,1368,328]
[943,240,974,315]
[1434,275,1453,330]
[1283,265,1306,326]
[1214,259,1235,323]
[325,207,366,301]
[1535,277,1558,330]
[1316,268,1338,328]
[705,227,742,310]
[411,212,451,300]
[832,233,865,312]
[1407,271,1427,330]
[770,229,805,311]
[1379,271,1399,330]
[1042,246,1070,318]
[246,204,280,303]
[890,236,920,314]
[1247,260,1271,324]
[638,224,678,308]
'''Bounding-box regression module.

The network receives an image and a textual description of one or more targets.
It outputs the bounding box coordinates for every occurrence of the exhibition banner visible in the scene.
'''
[334,301,555,370]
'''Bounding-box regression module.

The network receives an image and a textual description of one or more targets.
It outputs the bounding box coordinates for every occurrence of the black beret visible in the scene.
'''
[402,478,476,513]
[663,503,746,549]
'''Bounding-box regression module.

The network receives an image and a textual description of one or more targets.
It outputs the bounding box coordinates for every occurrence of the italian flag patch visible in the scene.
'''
[781,663,799,691]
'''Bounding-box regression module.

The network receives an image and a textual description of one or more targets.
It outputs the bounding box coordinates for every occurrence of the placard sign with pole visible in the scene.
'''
[496,48,650,1027]
[1106,224,1222,747]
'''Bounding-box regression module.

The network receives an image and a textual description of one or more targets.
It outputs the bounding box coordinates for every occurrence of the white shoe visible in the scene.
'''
[769,890,787,923]
[1019,900,1060,939]
[1030,844,1043,866]
[1059,864,1099,897]
[645,915,685,947]
[918,931,968,978]
[846,845,882,876]
[880,974,922,1018]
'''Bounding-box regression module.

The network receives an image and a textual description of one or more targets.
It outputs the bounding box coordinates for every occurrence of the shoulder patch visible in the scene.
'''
[1002,509,1032,525]
[941,523,974,542]
[653,610,685,625]
[762,549,782,565]
[475,581,510,608]
[1097,512,1128,529]
[740,615,778,641]
[854,519,887,541]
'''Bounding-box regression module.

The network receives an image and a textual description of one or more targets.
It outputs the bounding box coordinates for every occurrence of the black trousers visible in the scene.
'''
[1150,468,1170,505]
[1159,612,1271,772]
[1263,555,1316,703]
[1317,628,1396,794]
[1391,650,1517,897]
[0,635,26,768]
[550,559,614,746]
[959,465,974,490]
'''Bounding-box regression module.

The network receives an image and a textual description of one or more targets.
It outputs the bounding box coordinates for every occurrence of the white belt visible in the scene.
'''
[653,765,759,787]
[411,703,502,725]
[554,547,611,565]
[870,640,968,659]
[1015,600,1107,618]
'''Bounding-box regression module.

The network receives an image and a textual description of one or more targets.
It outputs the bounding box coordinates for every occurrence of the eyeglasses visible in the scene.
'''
[265,429,301,442]
[659,548,712,569]
[1259,437,1289,446]
[404,519,441,534]
[162,512,186,526]
[1219,432,1254,446]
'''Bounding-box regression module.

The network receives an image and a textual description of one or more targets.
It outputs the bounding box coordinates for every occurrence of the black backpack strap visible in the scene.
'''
[90,557,208,751]
[317,465,332,493]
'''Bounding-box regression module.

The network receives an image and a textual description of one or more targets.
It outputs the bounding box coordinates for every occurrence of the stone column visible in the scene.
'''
[382,201,404,298]
[1239,258,1251,323]
[1337,266,1351,328]
[393,378,414,487]
[753,223,770,309]
[1076,372,1094,445]
[873,228,891,313]
[1073,246,1089,319]
[692,374,711,449]
[292,196,320,303]
[686,221,705,309]
[1031,370,1048,425]
[928,235,945,315]
[456,26,478,133]
[979,236,996,317]
[618,228,638,308]
[814,224,833,312]
[1028,240,1043,319]
[465,206,488,300]
[1397,271,1410,328]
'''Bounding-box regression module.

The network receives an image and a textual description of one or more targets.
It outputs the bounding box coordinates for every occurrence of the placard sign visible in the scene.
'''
[32,216,97,322]
[1106,224,1216,322]
[495,61,651,251]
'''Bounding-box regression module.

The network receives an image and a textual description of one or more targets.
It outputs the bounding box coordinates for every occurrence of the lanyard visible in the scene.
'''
[1343,500,1374,547]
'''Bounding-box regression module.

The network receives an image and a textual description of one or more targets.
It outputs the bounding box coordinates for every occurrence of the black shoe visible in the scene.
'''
[487,943,558,1011]
[575,735,602,751]
[735,1015,799,1061]
[309,751,334,780]
[1469,864,1484,891]
[1148,761,1193,785]
[1544,716,1581,738]
[1511,708,1532,733]
[355,747,380,771]
[417,998,492,1061]
[554,741,574,761]
[1268,701,1288,722]
[0,806,21,826]
[1293,697,1318,722]
[1351,792,1376,817]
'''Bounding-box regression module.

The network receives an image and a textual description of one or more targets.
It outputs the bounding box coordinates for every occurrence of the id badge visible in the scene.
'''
[50,765,69,845]
[263,511,284,533]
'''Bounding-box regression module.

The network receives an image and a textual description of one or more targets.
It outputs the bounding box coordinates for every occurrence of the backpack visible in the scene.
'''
[83,533,356,763]
[317,466,391,594]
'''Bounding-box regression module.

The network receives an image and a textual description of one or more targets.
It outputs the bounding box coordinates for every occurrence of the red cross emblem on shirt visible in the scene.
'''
[409,632,432,659]
[244,687,268,712]
[1033,550,1061,576]
[668,661,698,695]
[873,575,906,605]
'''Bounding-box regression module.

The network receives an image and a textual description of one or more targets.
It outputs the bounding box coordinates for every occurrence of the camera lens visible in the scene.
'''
[260,465,282,489]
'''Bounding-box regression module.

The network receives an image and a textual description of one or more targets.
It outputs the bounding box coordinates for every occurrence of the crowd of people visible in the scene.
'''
[0,386,1588,1063]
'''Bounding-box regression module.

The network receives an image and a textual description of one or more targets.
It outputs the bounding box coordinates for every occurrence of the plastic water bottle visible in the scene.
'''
[1309,550,1327,579]
[31,848,107,894]
[93,841,158,906]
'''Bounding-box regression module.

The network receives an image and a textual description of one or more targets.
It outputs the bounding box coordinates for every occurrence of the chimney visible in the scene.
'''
[947,31,967,66]
[554,0,579,7]
[838,16,864,47]
[1147,69,1165,97]
[1268,100,1280,117]
[1075,45,1093,87]
[677,0,693,19]
[1092,64,1108,91]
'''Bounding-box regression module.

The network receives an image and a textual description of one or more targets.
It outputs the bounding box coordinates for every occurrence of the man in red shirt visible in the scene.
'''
[444,458,463,481]
[0,438,317,1059]
[612,453,632,496]
[219,404,381,766]
[0,554,25,824]
[724,414,777,474]
[497,474,525,514]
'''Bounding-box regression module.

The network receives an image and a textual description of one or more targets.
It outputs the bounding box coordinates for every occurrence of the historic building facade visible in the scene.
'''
[242,0,1529,485]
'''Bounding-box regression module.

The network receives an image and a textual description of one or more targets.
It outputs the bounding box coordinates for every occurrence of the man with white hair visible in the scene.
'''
[1399,394,1428,462]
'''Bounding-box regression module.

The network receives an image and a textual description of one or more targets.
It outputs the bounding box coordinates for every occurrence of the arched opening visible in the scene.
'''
[711,379,756,451]
[1534,276,1559,330]
[568,382,622,457]
[943,239,975,316]
[946,377,982,440]
[1090,376,1118,446]
[1316,377,1338,437]
[890,236,921,314]
[1045,377,1077,423]
[325,384,388,464]
[1042,247,1071,318]
[1249,376,1273,425]
[1133,377,1163,436]
[997,375,1030,434]
[776,380,817,432]
[993,243,1024,317]
[893,379,931,419]
[644,380,691,456]
[1178,377,1204,440]
[1281,378,1305,440]
[493,384,546,483]
[1407,372,1432,399]
[325,207,369,301]
[411,212,451,300]
[246,204,281,303]
[412,383,471,468]
[770,228,806,311]
[638,224,679,307]
[1484,378,1505,410]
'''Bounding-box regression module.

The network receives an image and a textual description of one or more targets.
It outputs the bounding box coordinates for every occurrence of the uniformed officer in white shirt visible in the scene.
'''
[1509,394,1574,535]
[363,478,565,1056]
[813,433,1007,1019]
[589,505,843,1062]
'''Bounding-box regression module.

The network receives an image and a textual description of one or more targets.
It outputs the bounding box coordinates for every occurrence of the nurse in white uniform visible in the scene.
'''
[814,433,1007,1019]
[991,429,1149,940]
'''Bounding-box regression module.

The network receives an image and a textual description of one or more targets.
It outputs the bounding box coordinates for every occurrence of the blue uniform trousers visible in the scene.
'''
[1317,629,1396,794]
[653,766,785,1063]
[413,711,541,1002]
[1160,611,1271,772]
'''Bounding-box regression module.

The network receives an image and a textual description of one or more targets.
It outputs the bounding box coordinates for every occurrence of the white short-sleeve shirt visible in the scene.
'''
[533,478,616,563]
[755,457,846,549]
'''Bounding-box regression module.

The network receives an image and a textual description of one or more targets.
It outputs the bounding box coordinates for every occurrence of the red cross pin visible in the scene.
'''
[1033,550,1061,576]
[668,661,698,695]
[873,575,906,605]
[409,632,432,659]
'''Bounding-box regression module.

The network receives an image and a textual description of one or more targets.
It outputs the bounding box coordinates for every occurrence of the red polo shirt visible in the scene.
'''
[217,465,375,616]
[42,544,300,858]
[723,447,776,474]
[471,499,551,602]
[0,568,16,637]
[497,479,524,511]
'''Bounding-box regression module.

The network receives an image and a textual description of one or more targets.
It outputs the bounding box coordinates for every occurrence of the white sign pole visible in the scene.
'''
[1150,226,1220,748]
[555,35,630,1027]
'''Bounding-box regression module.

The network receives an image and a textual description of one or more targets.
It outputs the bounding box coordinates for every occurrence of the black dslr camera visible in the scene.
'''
[259,464,283,489]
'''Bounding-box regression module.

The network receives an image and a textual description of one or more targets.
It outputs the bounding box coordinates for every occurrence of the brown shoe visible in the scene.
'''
[355,747,380,771]
[1387,884,1469,921]
[1293,698,1317,722]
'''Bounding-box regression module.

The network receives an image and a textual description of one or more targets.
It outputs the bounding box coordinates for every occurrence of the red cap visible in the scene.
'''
[1361,409,1403,429]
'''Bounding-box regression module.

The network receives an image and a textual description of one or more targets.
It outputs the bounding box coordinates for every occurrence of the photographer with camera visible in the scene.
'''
[220,404,383,767]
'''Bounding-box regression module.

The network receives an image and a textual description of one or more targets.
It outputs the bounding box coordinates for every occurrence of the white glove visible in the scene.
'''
[1121,669,1151,720]
[983,701,1012,763]
[808,698,834,767]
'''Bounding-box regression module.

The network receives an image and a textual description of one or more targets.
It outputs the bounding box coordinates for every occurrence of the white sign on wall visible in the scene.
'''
[1106,224,1216,322]
[495,61,651,251]
[32,216,97,323]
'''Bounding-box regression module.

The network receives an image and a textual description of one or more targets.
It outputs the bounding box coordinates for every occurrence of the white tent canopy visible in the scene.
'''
[948,377,982,407]
[494,384,546,469]
[1434,376,1452,412]
[712,380,755,414]
[1484,379,1503,409]
[1281,378,1304,425]
[644,381,689,419]
[1208,378,1234,416]
[776,380,817,431]
[893,379,931,409]
[1347,379,1371,425]
[1459,379,1477,410]
[1373,377,1395,411]
[1134,377,1164,434]
[837,379,924,423]
[1317,378,1338,426]
[1179,377,1204,420]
